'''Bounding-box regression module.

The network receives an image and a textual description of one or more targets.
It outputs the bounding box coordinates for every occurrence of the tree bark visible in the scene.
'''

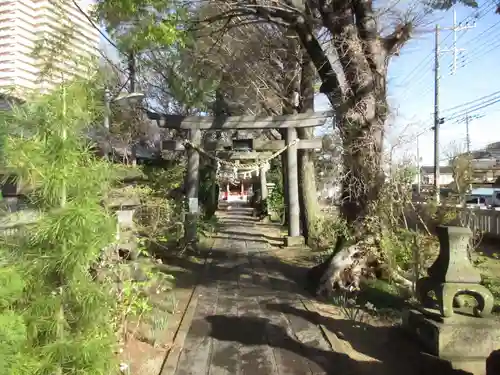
[297,54,319,245]
[301,0,408,295]
[279,130,289,225]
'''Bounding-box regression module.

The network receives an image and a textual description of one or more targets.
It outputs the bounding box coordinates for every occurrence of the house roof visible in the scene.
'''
[88,126,165,160]
[459,142,500,161]
[420,166,453,174]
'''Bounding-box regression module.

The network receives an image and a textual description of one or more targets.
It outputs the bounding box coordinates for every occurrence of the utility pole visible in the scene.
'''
[450,10,471,75]
[417,135,421,195]
[432,11,475,204]
[433,23,441,203]
[466,114,471,153]
[128,51,136,93]
[456,112,483,154]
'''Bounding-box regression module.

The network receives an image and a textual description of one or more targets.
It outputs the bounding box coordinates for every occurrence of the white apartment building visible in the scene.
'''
[0,0,100,95]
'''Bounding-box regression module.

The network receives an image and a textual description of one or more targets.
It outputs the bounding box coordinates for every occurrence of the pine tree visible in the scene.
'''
[0,79,120,374]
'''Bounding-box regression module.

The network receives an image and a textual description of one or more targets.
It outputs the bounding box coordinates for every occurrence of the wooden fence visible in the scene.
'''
[408,204,500,239]
[321,202,500,239]
[454,209,500,238]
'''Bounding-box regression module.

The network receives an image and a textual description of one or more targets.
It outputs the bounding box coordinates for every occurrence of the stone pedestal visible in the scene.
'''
[107,190,141,261]
[115,207,138,260]
[284,235,304,247]
[403,309,500,375]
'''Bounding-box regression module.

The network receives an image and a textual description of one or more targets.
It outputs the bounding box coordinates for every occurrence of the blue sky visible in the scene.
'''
[99,1,500,166]
[390,3,500,166]
[316,2,500,166]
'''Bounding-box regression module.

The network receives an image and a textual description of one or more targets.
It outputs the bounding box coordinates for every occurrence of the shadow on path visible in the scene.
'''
[166,204,477,375]
[205,314,386,375]
[263,302,474,375]
[217,229,283,243]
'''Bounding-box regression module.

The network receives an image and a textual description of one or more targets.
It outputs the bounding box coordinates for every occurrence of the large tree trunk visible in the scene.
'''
[307,86,388,295]
[279,132,289,225]
[301,0,411,296]
[297,54,319,244]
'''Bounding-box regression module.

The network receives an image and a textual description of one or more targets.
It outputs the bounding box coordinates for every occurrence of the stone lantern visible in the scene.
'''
[404,225,499,375]
[106,187,141,260]
[415,226,493,318]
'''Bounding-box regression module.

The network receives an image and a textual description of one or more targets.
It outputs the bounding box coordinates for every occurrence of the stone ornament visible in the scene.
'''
[415,225,494,318]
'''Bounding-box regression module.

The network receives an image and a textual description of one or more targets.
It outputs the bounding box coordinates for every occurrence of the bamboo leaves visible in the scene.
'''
[94,0,187,52]
[0,80,118,374]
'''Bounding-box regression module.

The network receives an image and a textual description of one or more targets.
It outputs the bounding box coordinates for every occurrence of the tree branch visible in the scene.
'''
[293,18,344,102]
[383,22,413,55]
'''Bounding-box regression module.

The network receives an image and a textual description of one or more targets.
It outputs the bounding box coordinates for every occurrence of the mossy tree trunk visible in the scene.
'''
[297,53,319,244]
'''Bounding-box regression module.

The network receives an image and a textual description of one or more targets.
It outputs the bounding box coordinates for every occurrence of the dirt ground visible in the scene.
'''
[118,241,212,375]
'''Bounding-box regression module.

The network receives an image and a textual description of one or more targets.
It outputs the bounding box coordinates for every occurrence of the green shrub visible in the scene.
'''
[0,80,119,374]
[309,214,350,253]
[267,179,285,222]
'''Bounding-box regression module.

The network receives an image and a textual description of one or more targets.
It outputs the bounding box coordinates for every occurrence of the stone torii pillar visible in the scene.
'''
[184,128,201,246]
[285,127,303,246]
[259,164,268,200]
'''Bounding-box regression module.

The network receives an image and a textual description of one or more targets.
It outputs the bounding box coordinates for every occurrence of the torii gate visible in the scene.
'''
[148,111,332,247]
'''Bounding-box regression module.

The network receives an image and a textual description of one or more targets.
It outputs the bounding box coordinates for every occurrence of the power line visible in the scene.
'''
[398,1,493,97]
[462,38,500,66]
[438,2,498,73]
[445,97,500,121]
[71,0,137,92]
[441,90,500,114]
[70,0,120,52]
[461,18,500,49]
[446,93,500,117]
[449,0,497,46]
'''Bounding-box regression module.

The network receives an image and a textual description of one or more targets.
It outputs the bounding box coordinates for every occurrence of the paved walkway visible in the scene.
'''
[162,204,479,375]
[168,204,348,375]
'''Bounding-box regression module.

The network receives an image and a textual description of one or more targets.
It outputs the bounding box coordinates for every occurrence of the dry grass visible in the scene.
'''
[118,241,211,375]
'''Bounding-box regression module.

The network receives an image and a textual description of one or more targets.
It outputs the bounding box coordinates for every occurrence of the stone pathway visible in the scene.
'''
[165,205,353,375]
[161,204,482,375]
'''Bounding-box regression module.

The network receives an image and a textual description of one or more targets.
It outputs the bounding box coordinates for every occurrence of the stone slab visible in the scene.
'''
[284,235,305,247]
[403,309,500,374]
[418,351,486,375]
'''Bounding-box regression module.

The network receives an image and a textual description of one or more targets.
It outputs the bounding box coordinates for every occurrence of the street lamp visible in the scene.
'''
[103,89,144,129]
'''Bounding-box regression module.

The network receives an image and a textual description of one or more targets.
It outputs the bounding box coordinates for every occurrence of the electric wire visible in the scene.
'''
[70,0,141,92]
[462,38,500,67]
[71,0,119,51]
[440,90,500,114]
[409,90,500,151]
[398,0,495,97]
[437,0,499,71]
[444,97,500,122]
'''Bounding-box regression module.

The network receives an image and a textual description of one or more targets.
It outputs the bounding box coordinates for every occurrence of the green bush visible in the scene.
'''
[267,179,285,222]
[380,228,415,271]
[135,165,185,244]
[0,80,119,374]
[309,214,350,253]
